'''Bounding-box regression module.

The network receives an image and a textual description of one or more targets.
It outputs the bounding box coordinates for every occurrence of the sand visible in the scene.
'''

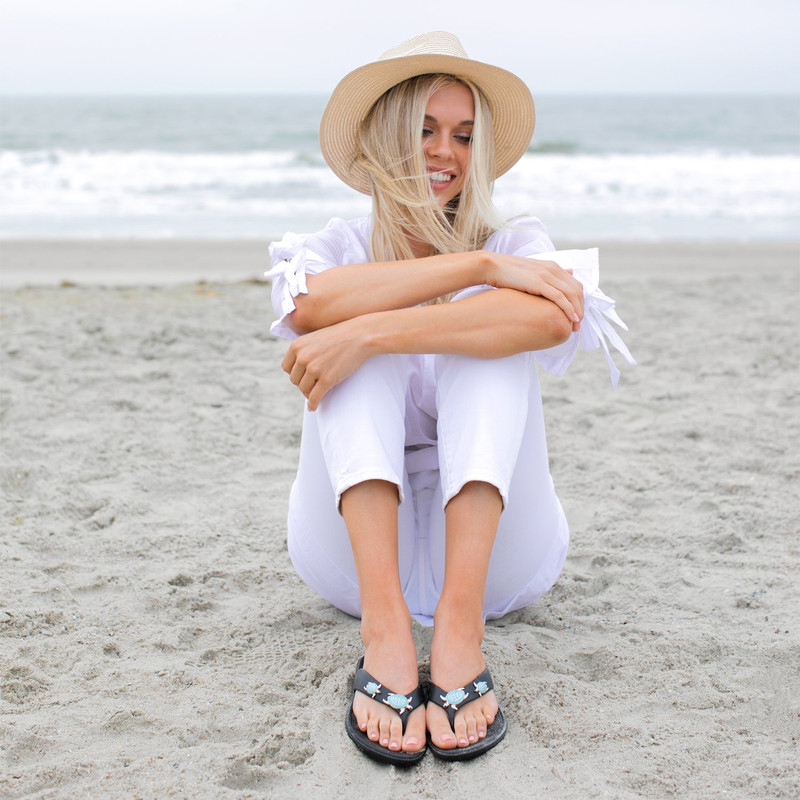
[1,240,798,799]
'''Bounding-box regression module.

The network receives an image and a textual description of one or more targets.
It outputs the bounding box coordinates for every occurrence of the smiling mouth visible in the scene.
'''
[429,171,455,184]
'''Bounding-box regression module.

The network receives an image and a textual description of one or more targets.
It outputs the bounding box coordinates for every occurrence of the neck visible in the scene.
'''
[405,232,434,260]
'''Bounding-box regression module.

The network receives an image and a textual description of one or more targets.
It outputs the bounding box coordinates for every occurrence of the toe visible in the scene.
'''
[465,713,479,744]
[428,707,457,749]
[366,712,380,742]
[378,716,392,748]
[402,707,425,752]
[483,694,498,727]
[388,716,403,751]
[453,714,469,748]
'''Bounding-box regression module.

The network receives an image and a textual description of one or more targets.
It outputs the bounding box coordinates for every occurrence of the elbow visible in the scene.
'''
[285,297,320,335]
[285,309,312,336]
[541,306,574,348]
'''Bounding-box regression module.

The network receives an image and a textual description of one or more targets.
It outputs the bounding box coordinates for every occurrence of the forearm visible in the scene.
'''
[282,287,575,410]
[288,251,487,334]
[361,288,574,359]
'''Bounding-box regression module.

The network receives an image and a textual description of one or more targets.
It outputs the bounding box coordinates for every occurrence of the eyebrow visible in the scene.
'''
[424,114,474,125]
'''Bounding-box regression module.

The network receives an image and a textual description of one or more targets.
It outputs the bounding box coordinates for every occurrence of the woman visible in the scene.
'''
[267,32,633,765]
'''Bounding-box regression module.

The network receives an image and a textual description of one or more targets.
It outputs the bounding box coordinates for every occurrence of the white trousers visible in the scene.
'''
[286,351,569,626]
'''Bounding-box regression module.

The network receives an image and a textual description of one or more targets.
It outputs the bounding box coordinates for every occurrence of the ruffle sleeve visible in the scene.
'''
[265,218,369,340]
[533,248,636,387]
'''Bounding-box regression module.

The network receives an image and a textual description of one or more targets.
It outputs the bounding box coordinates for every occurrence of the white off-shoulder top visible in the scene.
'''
[265,216,635,385]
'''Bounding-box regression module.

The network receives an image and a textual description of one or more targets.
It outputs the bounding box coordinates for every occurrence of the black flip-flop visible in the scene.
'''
[345,657,426,766]
[426,666,507,760]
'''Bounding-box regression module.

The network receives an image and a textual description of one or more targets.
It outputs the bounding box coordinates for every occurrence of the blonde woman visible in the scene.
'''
[267,32,633,765]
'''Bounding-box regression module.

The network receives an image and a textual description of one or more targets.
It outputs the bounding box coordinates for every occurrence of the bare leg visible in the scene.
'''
[427,480,502,749]
[342,479,426,754]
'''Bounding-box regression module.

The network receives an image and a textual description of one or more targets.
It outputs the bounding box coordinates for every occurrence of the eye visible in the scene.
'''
[455,134,473,144]
[422,127,434,137]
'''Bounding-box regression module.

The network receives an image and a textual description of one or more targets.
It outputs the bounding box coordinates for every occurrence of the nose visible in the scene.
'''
[425,133,453,162]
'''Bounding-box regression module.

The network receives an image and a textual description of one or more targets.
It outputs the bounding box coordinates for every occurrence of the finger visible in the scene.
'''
[298,371,318,398]
[281,347,296,375]
[306,378,330,412]
[534,281,580,325]
[569,277,584,320]
[553,271,584,321]
[288,358,308,386]
[543,263,584,318]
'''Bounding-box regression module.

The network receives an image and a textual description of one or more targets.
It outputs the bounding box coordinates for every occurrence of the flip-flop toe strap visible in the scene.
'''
[427,667,495,730]
[353,660,425,734]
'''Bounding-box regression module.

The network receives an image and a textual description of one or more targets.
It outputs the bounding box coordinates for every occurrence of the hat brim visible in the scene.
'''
[319,53,535,195]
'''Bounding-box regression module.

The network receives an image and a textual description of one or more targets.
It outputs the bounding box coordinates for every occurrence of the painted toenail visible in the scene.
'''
[406,737,419,747]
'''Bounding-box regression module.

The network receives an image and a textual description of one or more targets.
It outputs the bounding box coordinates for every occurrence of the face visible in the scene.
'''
[422,82,474,207]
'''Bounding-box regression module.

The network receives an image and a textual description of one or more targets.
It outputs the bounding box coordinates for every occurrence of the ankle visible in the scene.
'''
[434,595,484,633]
[360,606,413,645]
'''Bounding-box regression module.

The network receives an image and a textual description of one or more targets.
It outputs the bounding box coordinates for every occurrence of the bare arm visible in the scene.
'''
[283,287,574,410]
[287,250,584,334]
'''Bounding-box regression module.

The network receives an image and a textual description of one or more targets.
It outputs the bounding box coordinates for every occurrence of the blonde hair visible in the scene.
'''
[354,74,505,302]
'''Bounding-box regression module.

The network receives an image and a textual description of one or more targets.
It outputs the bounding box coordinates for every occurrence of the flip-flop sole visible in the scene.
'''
[427,707,507,761]
[345,705,426,766]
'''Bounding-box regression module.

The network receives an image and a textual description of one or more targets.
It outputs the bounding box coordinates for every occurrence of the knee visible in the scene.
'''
[436,351,532,388]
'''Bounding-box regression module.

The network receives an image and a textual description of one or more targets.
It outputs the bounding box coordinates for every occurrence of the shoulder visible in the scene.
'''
[485,216,555,257]
[269,217,370,265]
[316,216,371,245]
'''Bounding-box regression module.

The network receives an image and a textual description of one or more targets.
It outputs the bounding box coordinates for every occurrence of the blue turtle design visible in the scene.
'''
[383,693,413,714]
[441,688,468,709]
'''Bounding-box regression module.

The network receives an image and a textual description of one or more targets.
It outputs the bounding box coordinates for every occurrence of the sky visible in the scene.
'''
[1,0,799,95]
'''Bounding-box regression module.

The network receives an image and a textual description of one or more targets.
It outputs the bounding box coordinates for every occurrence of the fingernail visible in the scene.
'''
[573,313,580,322]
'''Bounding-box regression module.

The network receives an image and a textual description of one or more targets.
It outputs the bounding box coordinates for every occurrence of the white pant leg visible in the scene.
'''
[286,351,568,625]
[286,354,417,618]
[426,352,569,620]
[315,353,408,508]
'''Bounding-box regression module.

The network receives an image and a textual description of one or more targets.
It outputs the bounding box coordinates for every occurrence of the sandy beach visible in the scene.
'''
[1,240,798,799]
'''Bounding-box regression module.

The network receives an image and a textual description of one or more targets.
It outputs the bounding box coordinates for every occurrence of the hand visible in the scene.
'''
[483,253,584,331]
[282,317,372,411]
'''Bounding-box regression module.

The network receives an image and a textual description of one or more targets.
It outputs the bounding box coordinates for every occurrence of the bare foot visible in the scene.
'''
[426,610,499,750]
[351,619,426,754]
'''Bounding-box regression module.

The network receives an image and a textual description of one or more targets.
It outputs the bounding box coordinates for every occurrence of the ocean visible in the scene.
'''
[1,94,798,241]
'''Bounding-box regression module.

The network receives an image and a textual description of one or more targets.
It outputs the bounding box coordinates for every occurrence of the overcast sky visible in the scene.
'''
[2,0,798,95]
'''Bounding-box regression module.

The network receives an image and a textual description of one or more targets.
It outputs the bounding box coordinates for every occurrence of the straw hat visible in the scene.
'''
[319,31,535,195]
